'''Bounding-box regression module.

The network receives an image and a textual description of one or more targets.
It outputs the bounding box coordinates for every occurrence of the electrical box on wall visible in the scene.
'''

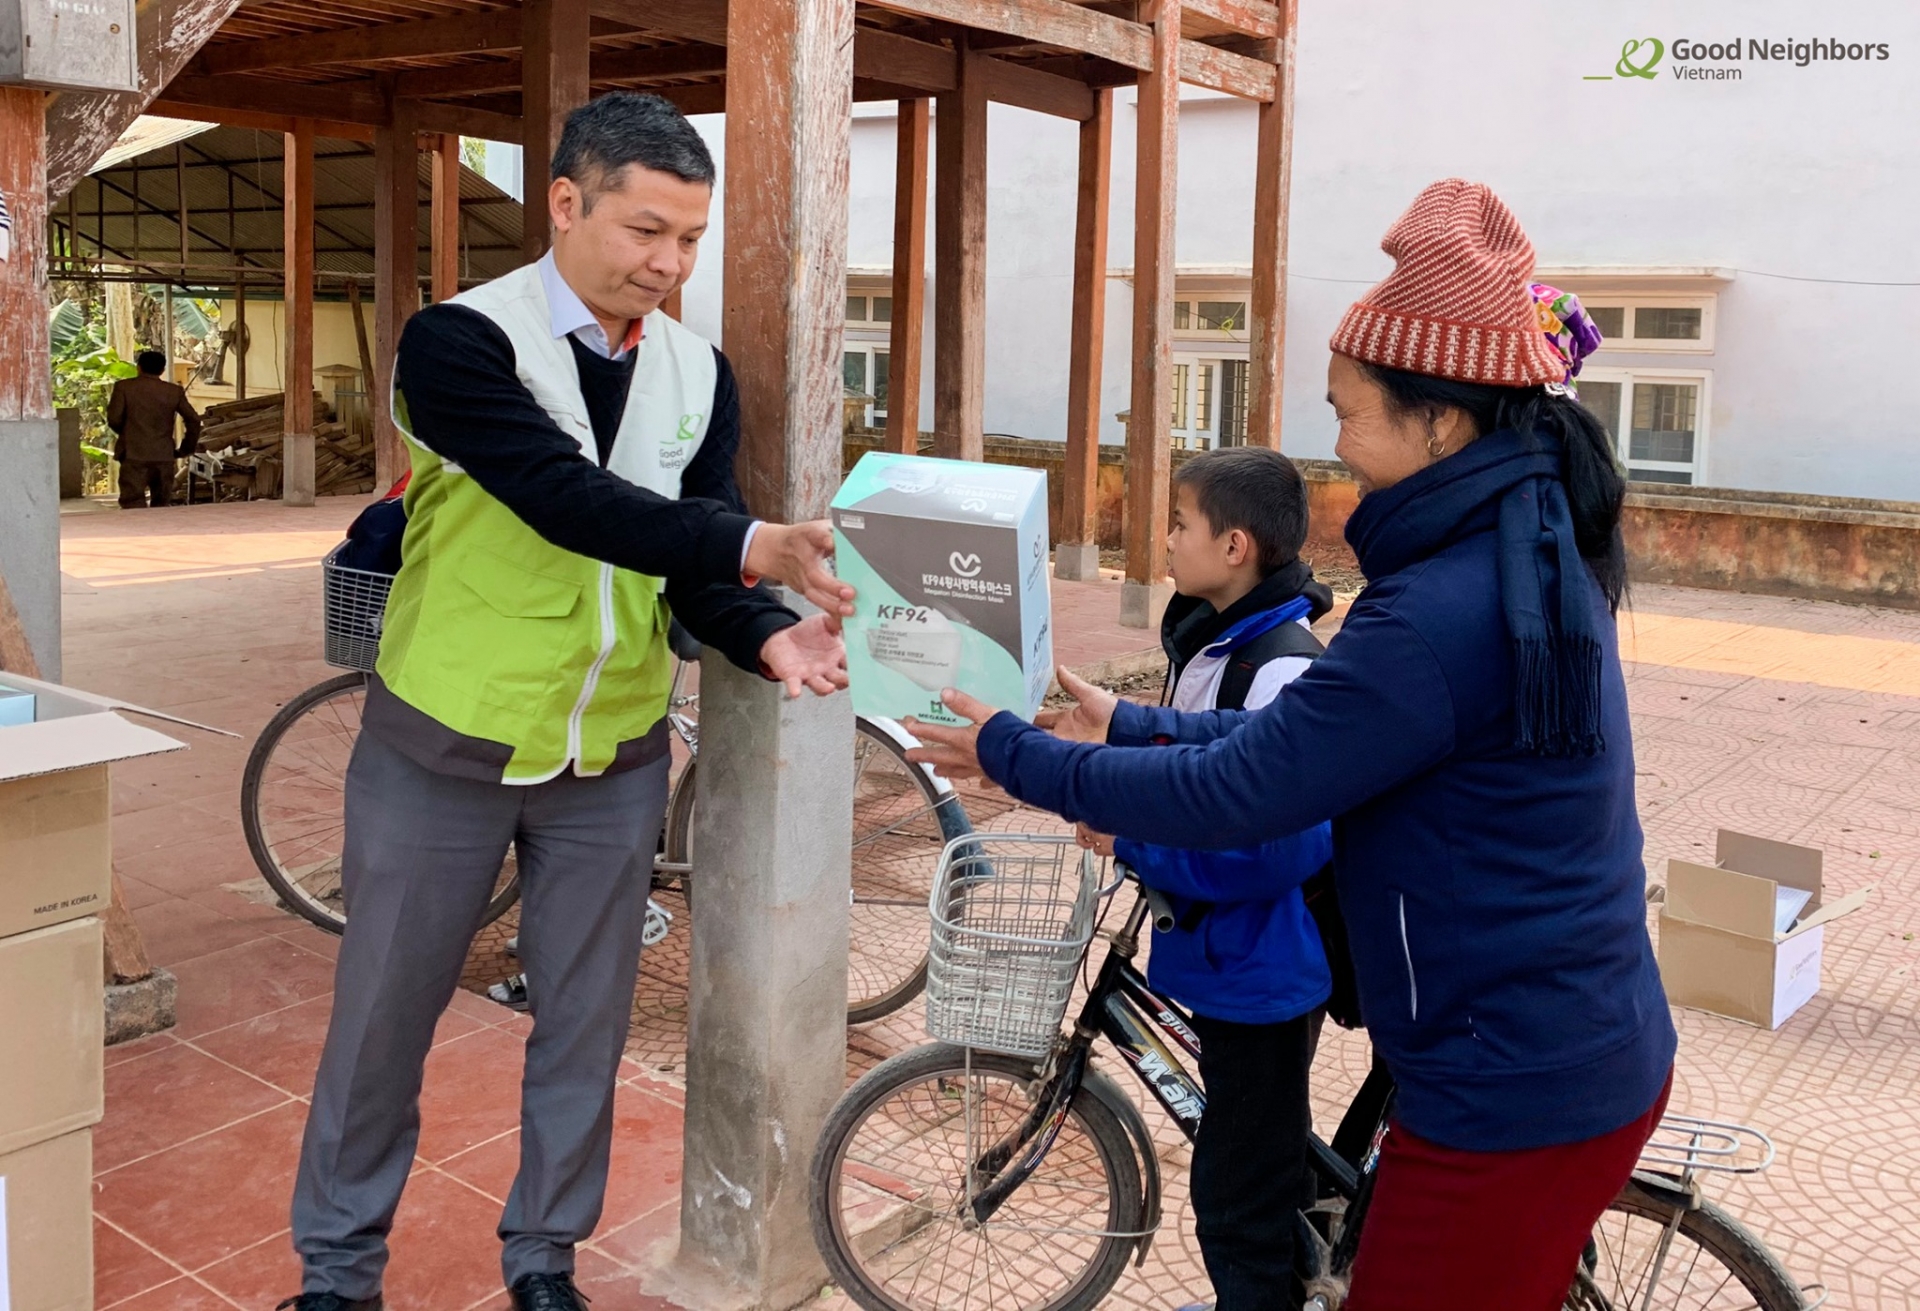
[0,0,139,92]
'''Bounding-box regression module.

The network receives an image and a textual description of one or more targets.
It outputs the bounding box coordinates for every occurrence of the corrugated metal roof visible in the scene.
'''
[91,117,219,174]
[62,125,524,287]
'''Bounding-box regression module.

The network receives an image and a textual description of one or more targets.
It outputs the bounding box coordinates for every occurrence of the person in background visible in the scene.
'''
[106,349,201,509]
[906,179,1674,1311]
[283,93,851,1311]
[1074,446,1335,1311]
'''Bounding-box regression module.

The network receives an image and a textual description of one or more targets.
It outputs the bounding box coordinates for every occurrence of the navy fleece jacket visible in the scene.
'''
[977,483,1675,1153]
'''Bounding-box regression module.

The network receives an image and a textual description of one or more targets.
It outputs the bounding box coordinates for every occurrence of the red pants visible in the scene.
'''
[1345,1070,1673,1311]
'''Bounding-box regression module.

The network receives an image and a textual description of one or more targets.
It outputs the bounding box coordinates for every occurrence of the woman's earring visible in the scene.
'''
[1427,430,1446,459]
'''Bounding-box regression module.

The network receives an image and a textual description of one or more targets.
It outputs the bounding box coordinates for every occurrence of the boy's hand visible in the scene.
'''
[745,520,857,617]
[903,688,998,782]
[1074,823,1116,858]
[758,613,848,698]
[1035,666,1118,743]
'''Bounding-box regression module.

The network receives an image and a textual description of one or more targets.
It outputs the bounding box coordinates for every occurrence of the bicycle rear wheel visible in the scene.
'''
[811,1044,1144,1311]
[1572,1177,1807,1310]
[662,717,969,1023]
[240,673,521,934]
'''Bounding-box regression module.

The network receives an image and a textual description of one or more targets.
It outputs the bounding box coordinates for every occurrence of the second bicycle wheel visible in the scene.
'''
[1571,1176,1807,1310]
[662,717,970,1023]
[240,673,521,934]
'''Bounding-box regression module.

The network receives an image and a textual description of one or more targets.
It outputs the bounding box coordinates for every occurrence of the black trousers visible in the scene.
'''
[117,458,174,508]
[1189,1010,1317,1311]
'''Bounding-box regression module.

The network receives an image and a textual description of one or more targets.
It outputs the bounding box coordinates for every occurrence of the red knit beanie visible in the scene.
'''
[1330,179,1567,388]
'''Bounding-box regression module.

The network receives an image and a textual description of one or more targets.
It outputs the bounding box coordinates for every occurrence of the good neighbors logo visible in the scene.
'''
[1587,35,1892,83]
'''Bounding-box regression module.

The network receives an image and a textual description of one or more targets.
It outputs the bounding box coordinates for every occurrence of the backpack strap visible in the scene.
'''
[1213,620,1326,712]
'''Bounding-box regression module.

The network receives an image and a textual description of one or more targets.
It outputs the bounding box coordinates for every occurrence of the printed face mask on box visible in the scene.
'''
[832,453,1053,726]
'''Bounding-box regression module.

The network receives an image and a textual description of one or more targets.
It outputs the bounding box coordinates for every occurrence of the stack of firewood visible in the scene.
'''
[179,392,378,501]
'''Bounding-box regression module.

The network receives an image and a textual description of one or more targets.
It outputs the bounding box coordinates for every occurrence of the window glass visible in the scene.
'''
[843,351,868,395]
[1218,360,1250,446]
[1195,301,1247,332]
[1577,380,1623,451]
[1634,306,1702,340]
[1629,382,1697,465]
[846,294,867,323]
[1170,363,1190,429]
[872,296,893,324]
[1587,306,1626,340]
[1195,364,1214,431]
[1173,302,1191,330]
[872,351,890,413]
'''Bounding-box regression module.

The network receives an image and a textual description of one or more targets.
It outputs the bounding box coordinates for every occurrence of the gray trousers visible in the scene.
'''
[292,730,670,1297]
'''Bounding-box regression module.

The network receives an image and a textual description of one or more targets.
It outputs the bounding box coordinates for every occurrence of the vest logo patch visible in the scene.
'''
[676,413,704,441]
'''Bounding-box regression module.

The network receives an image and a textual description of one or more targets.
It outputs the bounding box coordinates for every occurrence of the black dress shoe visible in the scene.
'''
[275,1295,384,1311]
[510,1272,591,1310]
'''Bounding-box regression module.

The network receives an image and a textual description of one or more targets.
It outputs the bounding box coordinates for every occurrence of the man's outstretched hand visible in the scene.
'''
[746,520,856,618]
[759,613,849,699]
[1034,666,1118,744]
[903,688,999,782]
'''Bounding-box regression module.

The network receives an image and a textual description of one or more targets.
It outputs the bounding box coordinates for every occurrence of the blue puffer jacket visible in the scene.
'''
[1114,577,1333,1024]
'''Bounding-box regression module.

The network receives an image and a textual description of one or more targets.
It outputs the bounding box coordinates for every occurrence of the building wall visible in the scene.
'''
[201,298,371,401]
[672,0,1915,501]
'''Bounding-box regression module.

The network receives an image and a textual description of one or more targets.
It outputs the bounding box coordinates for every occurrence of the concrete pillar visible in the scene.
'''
[0,420,61,680]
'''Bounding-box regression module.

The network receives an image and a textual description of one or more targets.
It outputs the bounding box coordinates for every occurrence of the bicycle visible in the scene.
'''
[808,836,1825,1311]
[239,546,972,1024]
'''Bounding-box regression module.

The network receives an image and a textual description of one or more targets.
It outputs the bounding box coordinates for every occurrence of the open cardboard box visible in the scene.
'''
[0,673,210,941]
[1658,829,1872,1029]
[0,1128,94,1311]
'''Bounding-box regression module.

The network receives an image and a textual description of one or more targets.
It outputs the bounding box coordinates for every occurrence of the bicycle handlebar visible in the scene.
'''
[1113,861,1177,934]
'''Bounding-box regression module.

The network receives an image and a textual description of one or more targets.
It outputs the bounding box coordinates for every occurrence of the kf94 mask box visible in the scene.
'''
[831,453,1053,727]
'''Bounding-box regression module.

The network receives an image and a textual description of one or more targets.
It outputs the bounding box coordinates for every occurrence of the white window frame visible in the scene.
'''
[1577,366,1713,485]
[844,277,896,427]
[1171,295,1252,345]
[1578,295,1717,353]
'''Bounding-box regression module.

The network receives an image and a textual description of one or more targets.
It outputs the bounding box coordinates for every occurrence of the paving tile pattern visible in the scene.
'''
[58,500,1920,1310]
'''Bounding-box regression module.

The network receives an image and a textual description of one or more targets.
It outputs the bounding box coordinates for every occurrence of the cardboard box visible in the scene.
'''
[1658,829,1872,1029]
[0,918,104,1158]
[831,453,1053,726]
[0,1129,95,1311]
[0,675,189,940]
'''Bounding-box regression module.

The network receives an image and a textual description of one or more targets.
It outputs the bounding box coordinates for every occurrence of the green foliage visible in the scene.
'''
[461,136,487,172]
[49,299,86,351]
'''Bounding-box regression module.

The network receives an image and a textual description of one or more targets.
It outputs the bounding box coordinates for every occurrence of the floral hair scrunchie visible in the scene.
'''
[1530,282,1604,391]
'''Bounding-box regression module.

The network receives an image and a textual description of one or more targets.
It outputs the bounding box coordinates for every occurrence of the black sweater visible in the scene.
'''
[394,303,797,675]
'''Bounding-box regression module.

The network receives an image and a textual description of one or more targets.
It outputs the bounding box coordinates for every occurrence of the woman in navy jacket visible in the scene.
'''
[907,180,1676,1311]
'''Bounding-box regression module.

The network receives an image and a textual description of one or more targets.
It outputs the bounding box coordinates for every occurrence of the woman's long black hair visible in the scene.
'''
[1360,362,1629,614]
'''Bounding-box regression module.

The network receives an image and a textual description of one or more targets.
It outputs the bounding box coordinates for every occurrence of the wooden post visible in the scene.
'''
[1247,0,1298,451]
[1122,2,1179,628]
[683,1,855,1305]
[0,89,51,422]
[660,286,683,320]
[374,100,421,487]
[932,40,987,462]
[430,133,462,302]
[521,0,592,259]
[233,282,248,400]
[1057,87,1113,582]
[884,98,929,455]
[282,118,317,507]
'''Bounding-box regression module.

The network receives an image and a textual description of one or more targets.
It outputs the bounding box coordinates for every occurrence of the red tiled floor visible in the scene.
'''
[94,1217,184,1307]
[380,1168,518,1311]
[103,1274,241,1310]
[192,1230,301,1309]
[194,993,489,1100]
[128,895,278,969]
[413,1026,530,1164]
[104,1029,177,1068]
[166,932,341,1041]
[584,1200,679,1273]
[95,1041,291,1173]
[114,829,267,898]
[95,1100,311,1273]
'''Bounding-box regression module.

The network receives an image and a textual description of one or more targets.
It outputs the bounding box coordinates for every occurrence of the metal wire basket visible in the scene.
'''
[924,833,1101,1059]
[321,544,394,673]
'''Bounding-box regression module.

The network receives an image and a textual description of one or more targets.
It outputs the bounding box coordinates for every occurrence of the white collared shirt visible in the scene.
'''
[537,251,764,577]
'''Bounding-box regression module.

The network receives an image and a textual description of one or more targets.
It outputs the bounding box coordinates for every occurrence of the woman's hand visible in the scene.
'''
[1074,823,1116,858]
[903,688,998,782]
[1035,666,1119,743]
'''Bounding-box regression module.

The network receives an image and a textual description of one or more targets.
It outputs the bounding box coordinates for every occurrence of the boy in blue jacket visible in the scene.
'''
[1076,448,1333,1311]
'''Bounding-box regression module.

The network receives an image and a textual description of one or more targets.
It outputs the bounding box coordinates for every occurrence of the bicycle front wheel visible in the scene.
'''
[1572,1176,1808,1310]
[241,674,521,934]
[811,1044,1144,1311]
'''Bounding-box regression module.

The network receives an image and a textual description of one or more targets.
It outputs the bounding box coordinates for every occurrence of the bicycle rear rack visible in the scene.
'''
[1638,1113,1776,1178]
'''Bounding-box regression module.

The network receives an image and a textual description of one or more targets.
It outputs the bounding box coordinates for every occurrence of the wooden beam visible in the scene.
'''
[373,99,420,488]
[523,0,592,259]
[233,282,247,400]
[161,75,387,127]
[884,99,930,455]
[982,52,1097,119]
[145,98,375,142]
[414,99,525,145]
[430,134,461,304]
[718,0,853,516]
[860,0,1151,70]
[1123,1,1178,627]
[1247,0,1296,450]
[1059,86,1112,576]
[932,41,989,462]
[282,118,316,507]
[346,279,376,411]
[1179,37,1274,99]
[587,0,725,46]
[661,286,682,320]
[195,9,523,76]
[0,89,51,423]
[1183,0,1279,38]
[853,27,956,92]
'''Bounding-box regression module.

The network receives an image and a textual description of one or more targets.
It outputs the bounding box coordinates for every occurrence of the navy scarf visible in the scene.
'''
[1345,429,1606,756]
